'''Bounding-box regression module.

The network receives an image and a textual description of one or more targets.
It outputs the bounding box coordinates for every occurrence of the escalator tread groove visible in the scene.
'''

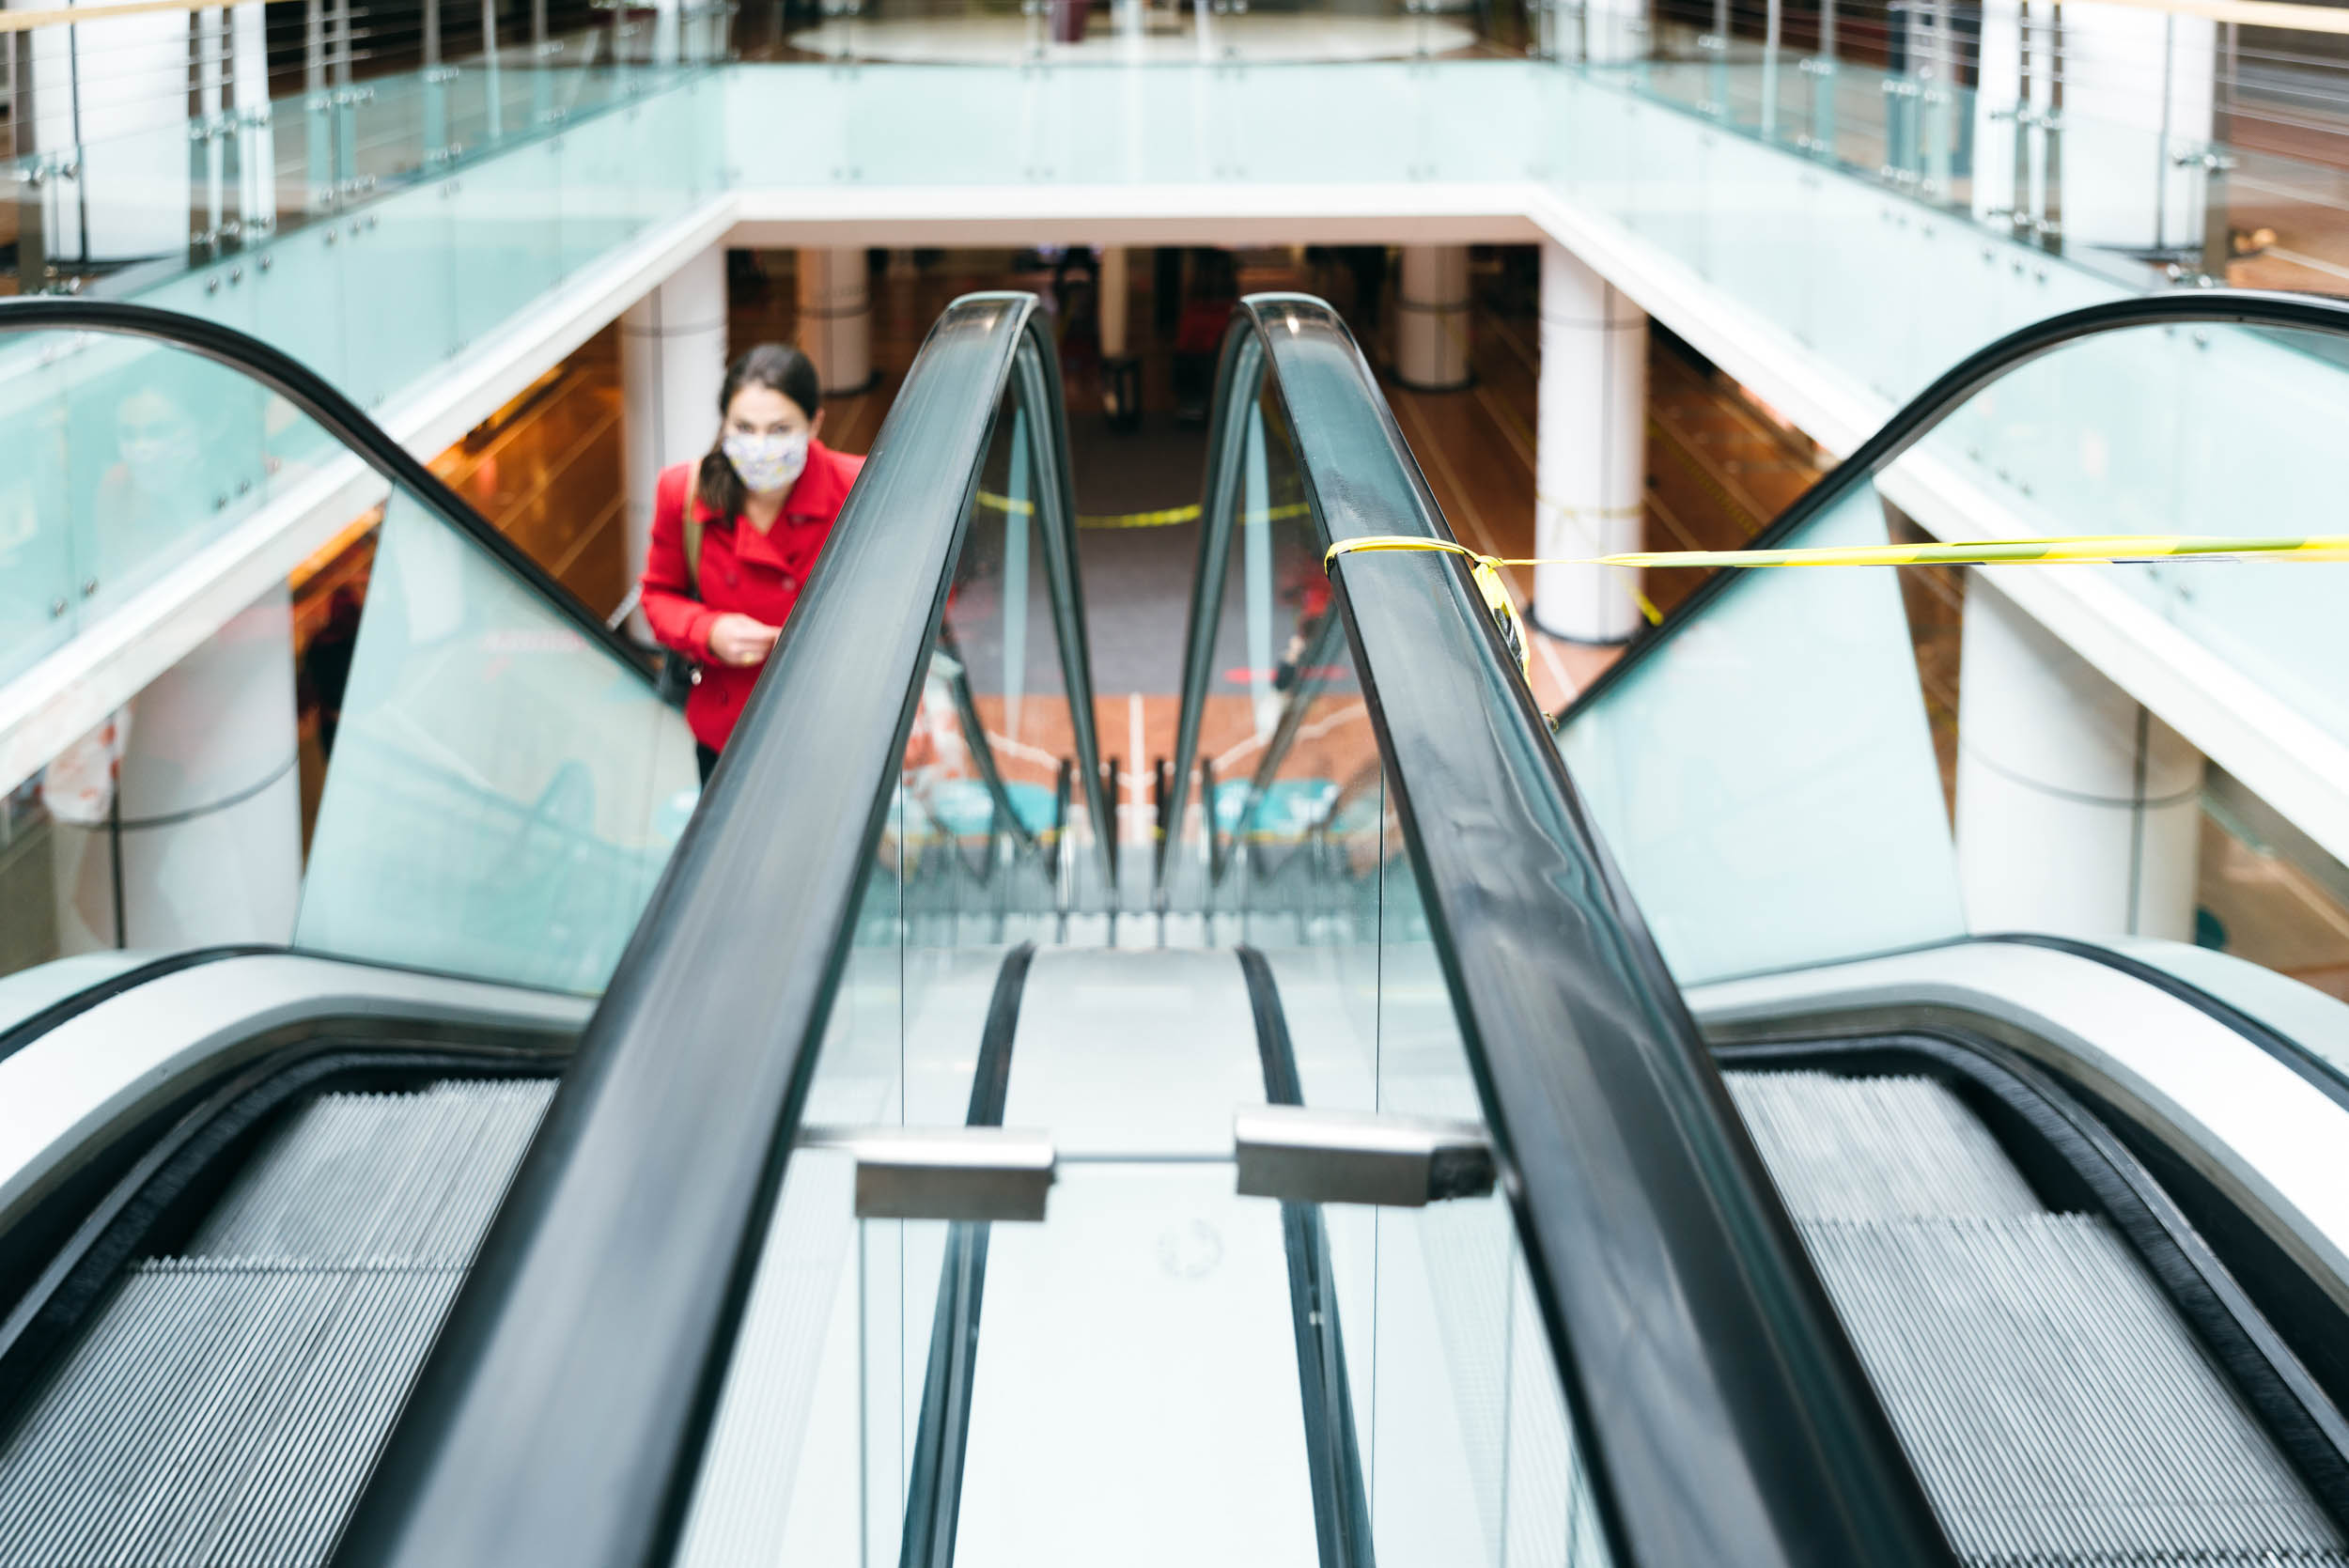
[0,1078,551,1567]
[1729,1069,2349,1567]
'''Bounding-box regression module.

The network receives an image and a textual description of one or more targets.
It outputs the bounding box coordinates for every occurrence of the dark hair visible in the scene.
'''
[696,343,823,520]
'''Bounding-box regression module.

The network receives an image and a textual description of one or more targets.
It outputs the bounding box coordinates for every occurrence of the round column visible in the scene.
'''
[2056,7,2216,256]
[16,0,194,267]
[1585,0,1644,61]
[49,584,302,953]
[1955,579,2204,941]
[797,247,873,396]
[1098,246,1142,431]
[621,244,729,633]
[1394,244,1471,393]
[1532,240,1647,644]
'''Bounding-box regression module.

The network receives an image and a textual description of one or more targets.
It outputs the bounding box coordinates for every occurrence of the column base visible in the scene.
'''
[1389,366,1477,395]
[1528,600,1635,647]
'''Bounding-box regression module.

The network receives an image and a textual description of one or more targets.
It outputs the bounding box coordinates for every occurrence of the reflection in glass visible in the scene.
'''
[295,489,696,992]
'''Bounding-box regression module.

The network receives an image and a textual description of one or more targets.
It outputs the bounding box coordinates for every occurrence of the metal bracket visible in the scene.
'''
[801,1125,1056,1222]
[1234,1105,1495,1208]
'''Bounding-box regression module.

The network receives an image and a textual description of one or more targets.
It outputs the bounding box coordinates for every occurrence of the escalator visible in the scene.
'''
[0,286,2343,1568]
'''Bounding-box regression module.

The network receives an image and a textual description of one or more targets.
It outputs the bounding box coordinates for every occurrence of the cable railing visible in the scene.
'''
[2,0,729,294]
[1164,292,1954,1566]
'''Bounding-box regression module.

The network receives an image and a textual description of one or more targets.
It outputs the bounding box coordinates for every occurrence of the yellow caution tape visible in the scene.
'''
[1325,532,2349,683]
[975,491,1312,531]
[1081,503,1205,530]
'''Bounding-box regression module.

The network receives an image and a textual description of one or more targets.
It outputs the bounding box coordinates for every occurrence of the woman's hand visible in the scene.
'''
[708,613,783,667]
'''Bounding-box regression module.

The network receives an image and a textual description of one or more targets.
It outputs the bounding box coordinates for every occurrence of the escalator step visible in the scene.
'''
[1723,1072,2039,1222]
[190,1079,553,1265]
[0,1076,553,1567]
[1728,1067,2349,1567]
[0,1262,460,1568]
[1807,1215,2347,1566]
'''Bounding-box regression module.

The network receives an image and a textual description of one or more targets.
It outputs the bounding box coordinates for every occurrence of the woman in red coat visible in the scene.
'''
[640,344,865,782]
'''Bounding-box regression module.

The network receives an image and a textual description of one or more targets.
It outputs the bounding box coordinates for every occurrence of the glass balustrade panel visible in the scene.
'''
[293,483,697,993]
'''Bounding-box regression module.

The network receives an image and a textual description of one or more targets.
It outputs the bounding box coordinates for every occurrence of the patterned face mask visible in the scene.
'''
[723,428,808,494]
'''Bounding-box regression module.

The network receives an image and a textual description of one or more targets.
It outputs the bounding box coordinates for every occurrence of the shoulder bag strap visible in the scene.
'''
[682,460,706,598]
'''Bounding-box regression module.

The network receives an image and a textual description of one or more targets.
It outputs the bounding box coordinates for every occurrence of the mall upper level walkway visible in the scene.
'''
[4,26,2348,877]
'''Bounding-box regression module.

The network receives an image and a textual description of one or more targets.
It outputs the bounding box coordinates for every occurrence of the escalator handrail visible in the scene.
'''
[1557,287,2349,723]
[332,292,1101,1568]
[1160,325,1268,897]
[0,298,658,684]
[1218,293,1956,1568]
[1008,312,1120,893]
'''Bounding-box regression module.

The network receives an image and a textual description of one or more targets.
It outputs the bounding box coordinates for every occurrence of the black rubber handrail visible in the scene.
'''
[1560,288,2349,723]
[1162,323,1268,899]
[332,293,1101,1568]
[0,298,658,680]
[1220,293,1955,1568]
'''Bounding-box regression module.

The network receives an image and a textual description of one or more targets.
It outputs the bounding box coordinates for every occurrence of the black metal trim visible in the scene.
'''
[1218,609,1348,893]
[1161,327,1268,897]
[1236,945,1376,1568]
[936,624,1038,863]
[898,942,1034,1568]
[1983,933,2349,1118]
[1008,329,1118,897]
[0,945,276,1068]
[332,294,1089,1568]
[1715,1028,2349,1537]
[0,297,659,681]
[1559,289,2349,723]
[1233,292,1954,1568]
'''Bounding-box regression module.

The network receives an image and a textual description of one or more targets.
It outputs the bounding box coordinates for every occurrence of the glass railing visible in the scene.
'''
[332,291,1112,1568]
[0,59,723,684]
[0,302,698,995]
[1555,293,2349,1019]
[738,0,1528,63]
[8,53,724,295]
[1162,295,1950,1566]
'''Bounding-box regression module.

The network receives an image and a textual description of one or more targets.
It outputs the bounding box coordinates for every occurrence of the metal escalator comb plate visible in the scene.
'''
[1233,1104,1494,1208]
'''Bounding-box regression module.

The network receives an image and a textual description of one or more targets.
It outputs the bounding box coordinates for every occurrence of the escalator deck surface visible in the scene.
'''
[1728,1070,2349,1567]
[0,1078,552,1568]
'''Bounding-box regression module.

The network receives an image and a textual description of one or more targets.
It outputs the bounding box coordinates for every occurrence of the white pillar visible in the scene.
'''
[1532,241,1646,644]
[1584,0,1644,62]
[232,1,273,238]
[1099,246,1142,430]
[2057,3,2216,256]
[17,0,195,266]
[621,244,728,633]
[1394,244,1470,393]
[1954,579,2204,940]
[1098,246,1130,360]
[1970,0,2021,234]
[49,584,302,953]
[797,247,872,396]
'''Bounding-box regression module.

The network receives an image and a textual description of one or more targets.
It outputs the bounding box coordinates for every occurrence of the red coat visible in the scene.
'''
[640,442,864,751]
